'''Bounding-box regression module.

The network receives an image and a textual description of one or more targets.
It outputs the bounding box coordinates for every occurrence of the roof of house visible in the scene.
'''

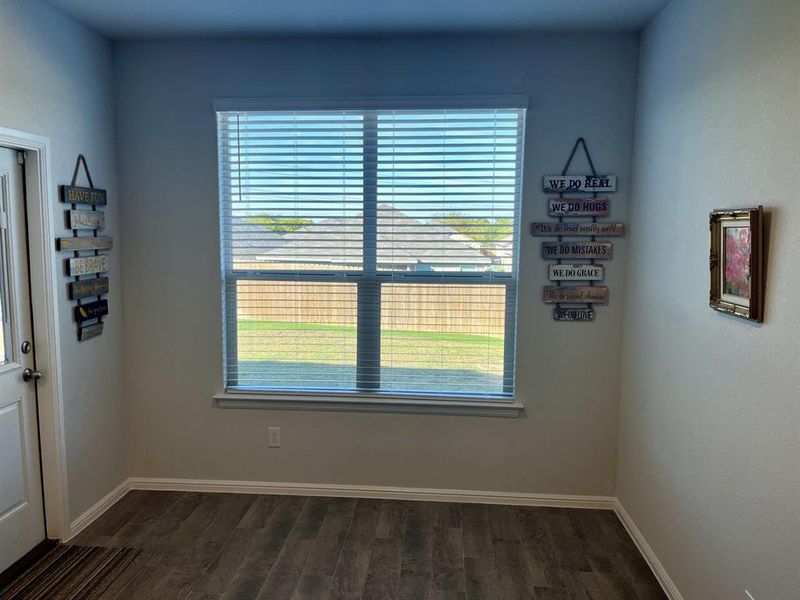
[235,204,494,268]
[229,217,286,258]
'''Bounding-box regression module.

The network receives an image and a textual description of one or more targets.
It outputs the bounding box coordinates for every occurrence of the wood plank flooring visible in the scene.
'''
[71,491,666,600]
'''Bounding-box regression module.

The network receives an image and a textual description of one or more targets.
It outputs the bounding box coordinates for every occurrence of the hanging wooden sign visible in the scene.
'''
[57,236,113,252]
[69,277,109,300]
[543,175,616,193]
[548,197,609,217]
[531,222,624,237]
[543,286,608,303]
[64,155,109,341]
[78,322,104,341]
[60,185,107,206]
[68,209,105,230]
[541,241,612,259]
[74,299,108,323]
[553,307,595,321]
[68,255,108,276]
[549,264,604,281]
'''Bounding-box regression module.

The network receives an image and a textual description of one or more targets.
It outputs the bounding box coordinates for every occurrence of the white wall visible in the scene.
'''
[113,33,639,495]
[617,1,800,599]
[0,0,125,520]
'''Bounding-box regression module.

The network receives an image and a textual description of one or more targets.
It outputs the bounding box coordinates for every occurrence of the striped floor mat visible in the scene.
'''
[0,545,139,600]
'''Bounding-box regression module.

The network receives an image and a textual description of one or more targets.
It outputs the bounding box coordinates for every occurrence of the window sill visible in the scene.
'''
[213,391,524,418]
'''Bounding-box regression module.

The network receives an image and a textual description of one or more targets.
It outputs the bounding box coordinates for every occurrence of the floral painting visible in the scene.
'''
[723,226,751,298]
[710,206,763,322]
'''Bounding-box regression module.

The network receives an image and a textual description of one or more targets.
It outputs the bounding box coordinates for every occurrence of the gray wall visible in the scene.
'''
[113,33,639,495]
[0,0,125,520]
[617,1,800,599]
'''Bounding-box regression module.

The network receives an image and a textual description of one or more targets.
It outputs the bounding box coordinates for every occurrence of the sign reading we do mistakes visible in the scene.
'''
[541,241,612,260]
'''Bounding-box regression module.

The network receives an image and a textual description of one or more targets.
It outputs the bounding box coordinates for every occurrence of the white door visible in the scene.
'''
[0,147,45,572]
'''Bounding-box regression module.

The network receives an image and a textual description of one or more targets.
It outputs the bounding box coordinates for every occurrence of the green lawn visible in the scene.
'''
[237,319,504,374]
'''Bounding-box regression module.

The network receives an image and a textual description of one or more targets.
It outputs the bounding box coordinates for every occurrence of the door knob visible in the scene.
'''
[22,368,43,383]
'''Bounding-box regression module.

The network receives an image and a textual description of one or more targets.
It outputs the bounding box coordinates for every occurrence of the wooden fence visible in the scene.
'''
[236,281,506,336]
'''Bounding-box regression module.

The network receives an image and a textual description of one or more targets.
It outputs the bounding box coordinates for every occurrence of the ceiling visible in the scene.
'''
[45,0,668,39]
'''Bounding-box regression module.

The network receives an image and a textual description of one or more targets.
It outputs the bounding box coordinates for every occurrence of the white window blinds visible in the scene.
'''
[218,101,525,400]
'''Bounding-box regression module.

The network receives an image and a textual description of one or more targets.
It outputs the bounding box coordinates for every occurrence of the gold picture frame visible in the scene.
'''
[709,206,764,322]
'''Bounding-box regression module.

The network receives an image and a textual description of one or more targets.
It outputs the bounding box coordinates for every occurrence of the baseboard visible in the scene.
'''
[127,477,616,510]
[66,479,131,542]
[613,499,684,600]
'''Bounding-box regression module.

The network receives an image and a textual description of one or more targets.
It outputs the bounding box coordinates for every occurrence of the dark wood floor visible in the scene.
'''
[72,491,665,600]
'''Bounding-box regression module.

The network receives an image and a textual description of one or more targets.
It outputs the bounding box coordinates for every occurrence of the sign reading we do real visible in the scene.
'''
[543,175,616,193]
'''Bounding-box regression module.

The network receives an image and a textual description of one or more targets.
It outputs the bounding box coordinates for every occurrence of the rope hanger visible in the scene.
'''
[560,137,598,177]
[555,137,600,312]
[70,154,95,188]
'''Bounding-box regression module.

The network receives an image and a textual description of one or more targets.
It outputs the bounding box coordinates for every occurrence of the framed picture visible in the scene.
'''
[709,206,764,322]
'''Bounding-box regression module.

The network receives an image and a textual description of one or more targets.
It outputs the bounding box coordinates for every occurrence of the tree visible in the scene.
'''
[432,211,513,246]
[245,214,312,233]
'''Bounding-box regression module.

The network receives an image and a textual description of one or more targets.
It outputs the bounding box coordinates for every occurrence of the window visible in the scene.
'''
[217,98,526,402]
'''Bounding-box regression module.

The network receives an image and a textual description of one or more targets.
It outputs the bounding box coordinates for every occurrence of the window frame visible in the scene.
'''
[216,97,527,415]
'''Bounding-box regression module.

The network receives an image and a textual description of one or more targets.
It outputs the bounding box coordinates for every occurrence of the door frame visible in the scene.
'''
[0,127,69,541]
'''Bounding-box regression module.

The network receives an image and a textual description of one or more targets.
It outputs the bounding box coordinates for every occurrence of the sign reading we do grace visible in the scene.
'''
[549,264,604,281]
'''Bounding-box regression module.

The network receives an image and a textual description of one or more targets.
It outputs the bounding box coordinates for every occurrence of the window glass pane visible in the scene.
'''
[222,112,364,272]
[233,281,357,390]
[0,211,12,365]
[376,110,520,274]
[380,284,509,396]
[0,298,5,363]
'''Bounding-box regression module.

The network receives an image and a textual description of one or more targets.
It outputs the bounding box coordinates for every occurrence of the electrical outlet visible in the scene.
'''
[745,591,755,600]
[268,427,281,447]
